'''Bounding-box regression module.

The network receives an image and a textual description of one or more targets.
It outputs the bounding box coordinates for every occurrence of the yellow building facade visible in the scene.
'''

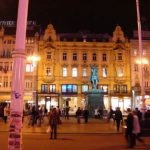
[37,25,131,112]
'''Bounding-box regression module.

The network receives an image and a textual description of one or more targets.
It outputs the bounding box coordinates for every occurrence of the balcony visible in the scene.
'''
[109,90,131,96]
[133,86,150,95]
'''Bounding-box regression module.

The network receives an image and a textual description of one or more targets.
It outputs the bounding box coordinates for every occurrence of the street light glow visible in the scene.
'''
[135,59,148,64]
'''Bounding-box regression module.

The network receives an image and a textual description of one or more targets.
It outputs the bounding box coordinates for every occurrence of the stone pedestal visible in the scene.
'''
[85,89,104,117]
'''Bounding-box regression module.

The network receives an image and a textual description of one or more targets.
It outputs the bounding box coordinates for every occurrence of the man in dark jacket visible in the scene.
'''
[114,107,123,132]
[49,108,59,139]
[83,108,89,123]
[125,108,134,148]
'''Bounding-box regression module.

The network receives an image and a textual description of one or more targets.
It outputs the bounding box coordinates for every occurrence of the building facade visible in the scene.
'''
[37,25,131,112]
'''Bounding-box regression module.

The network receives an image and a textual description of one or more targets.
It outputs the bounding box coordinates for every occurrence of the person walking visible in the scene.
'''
[49,108,59,139]
[76,107,82,123]
[125,108,134,148]
[114,107,123,132]
[132,110,144,147]
[83,108,89,123]
[3,105,9,123]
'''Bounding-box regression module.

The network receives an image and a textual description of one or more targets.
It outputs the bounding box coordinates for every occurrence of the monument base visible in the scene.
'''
[85,89,104,117]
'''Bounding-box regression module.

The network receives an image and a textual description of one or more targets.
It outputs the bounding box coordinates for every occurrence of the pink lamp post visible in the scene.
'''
[136,0,146,112]
[8,0,29,149]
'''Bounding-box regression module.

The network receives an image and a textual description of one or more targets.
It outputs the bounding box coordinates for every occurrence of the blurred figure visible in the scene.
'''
[76,107,82,123]
[3,105,9,123]
[83,108,89,123]
[114,107,122,132]
[49,108,59,139]
[125,108,134,148]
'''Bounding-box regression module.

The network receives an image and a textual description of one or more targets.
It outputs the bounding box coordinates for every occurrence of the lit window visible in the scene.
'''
[98,85,108,93]
[102,68,107,77]
[62,67,67,77]
[41,84,48,93]
[82,68,87,77]
[61,84,77,94]
[118,67,123,77]
[49,84,56,93]
[26,64,33,72]
[72,68,77,77]
[81,85,88,93]
[114,84,120,93]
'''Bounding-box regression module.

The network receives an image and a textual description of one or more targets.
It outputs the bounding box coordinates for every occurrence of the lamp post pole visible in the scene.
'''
[8,0,29,150]
[136,0,146,111]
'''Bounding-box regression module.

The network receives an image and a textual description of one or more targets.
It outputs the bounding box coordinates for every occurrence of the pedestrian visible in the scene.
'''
[114,107,122,132]
[94,108,98,119]
[132,110,144,147]
[125,108,134,148]
[49,108,59,139]
[76,107,82,123]
[65,106,70,120]
[83,108,89,123]
[3,105,9,123]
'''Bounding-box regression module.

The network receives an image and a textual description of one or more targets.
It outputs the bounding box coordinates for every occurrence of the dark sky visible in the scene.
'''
[0,0,150,36]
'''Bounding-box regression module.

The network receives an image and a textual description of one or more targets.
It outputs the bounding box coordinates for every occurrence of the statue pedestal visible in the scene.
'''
[85,89,104,117]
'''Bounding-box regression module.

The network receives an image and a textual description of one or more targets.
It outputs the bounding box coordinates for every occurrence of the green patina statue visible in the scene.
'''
[90,65,99,89]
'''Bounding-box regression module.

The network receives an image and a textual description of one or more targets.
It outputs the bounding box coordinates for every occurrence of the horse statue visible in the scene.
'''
[90,65,99,89]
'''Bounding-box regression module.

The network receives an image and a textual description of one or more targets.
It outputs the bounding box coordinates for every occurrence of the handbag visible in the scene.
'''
[46,126,51,133]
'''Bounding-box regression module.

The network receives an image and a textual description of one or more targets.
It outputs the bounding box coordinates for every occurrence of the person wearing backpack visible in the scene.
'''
[49,108,59,139]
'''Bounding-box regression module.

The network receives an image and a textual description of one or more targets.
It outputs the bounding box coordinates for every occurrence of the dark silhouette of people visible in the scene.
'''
[114,107,122,132]
[49,108,59,139]
[83,108,89,123]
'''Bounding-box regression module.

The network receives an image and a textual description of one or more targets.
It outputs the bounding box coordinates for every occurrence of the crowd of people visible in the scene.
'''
[1,103,150,145]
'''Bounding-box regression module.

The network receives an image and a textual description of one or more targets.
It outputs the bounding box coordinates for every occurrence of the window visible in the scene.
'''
[114,84,120,93]
[102,68,107,77]
[118,53,122,60]
[61,84,77,94]
[83,53,87,61]
[4,62,9,72]
[46,67,51,76]
[73,53,77,61]
[72,68,77,77]
[82,68,87,77]
[49,84,56,93]
[134,64,138,71]
[0,62,3,71]
[63,53,67,61]
[0,76,2,87]
[121,85,127,93]
[41,84,48,93]
[102,54,107,61]
[118,67,123,77]
[26,64,33,72]
[81,84,89,93]
[98,85,108,93]
[62,67,67,77]
[93,53,97,61]
[3,76,8,87]
[47,52,51,59]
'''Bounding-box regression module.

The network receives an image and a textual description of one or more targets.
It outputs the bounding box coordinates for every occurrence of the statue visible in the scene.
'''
[90,65,99,89]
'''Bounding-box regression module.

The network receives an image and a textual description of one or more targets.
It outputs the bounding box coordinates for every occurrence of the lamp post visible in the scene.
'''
[27,55,40,107]
[8,0,29,150]
[136,0,146,112]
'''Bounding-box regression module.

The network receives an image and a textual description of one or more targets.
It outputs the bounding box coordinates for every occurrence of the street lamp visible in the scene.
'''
[27,55,40,107]
[136,0,147,112]
[8,0,29,150]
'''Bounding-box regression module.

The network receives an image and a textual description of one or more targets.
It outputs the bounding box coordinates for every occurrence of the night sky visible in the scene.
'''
[0,0,150,37]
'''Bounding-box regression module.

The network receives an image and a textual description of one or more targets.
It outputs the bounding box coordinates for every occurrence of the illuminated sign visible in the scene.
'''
[0,21,37,26]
